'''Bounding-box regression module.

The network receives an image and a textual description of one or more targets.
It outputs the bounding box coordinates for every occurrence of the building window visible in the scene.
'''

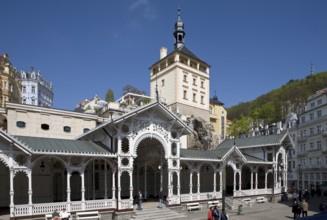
[193,78,197,86]
[32,86,36,93]
[310,142,314,150]
[41,124,50,130]
[161,79,165,86]
[318,99,322,105]
[209,106,213,114]
[301,116,305,123]
[317,141,321,149]
[16,121,26,128]
[201,81,204,88]
[317,125,322,134]
[22,99,26,104]
[193,93,196,102]
[201,96,204,104]
[63,126,71,133]
[310,113,314,121]
[310,102,315,108]
[183,75,187,82]
[310,127,314,135]
[183,90,187,99]
[83,128,90,133]
[317,110,322,118]
[31,99,35,105]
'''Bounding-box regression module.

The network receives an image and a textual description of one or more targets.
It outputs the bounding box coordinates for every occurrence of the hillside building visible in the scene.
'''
[210,94,227,142]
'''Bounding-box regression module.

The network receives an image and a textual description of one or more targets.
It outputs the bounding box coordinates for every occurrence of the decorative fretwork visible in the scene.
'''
[131,119,149,140]
[121,137,129,154]
[153,121,169,142]
[14,154,29,166]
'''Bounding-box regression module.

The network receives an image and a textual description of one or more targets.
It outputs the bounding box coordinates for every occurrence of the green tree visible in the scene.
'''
[105,89,115,102]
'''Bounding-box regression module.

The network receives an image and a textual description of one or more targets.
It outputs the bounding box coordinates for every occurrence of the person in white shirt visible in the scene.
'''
[60,208,70,220]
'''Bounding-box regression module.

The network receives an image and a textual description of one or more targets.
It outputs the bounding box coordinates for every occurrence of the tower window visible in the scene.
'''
[201,96,204,104]
[183,90,187,100]
[183,75,187,82]
[161,79,165,86]
[193,78,197,86]
[32,86,36,93]
[201,81,204,88]
[63,126,71,133]
[193,93,196,102]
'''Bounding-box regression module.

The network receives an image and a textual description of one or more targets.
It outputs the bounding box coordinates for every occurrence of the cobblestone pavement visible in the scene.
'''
[184,195,326,220]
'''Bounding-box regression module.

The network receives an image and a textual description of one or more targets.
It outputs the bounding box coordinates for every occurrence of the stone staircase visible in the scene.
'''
[130,207,187,220]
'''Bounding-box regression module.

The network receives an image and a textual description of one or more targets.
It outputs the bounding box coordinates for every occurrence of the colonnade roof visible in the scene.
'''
[217,131,292,149]
[14,135,115,157]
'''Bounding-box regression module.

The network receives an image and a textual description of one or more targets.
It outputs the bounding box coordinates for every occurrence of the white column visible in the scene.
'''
[118,170,121,209]
[92,161,95,199]
[129,171,133,203]
[265,172,268,189]
[238,172,242,191]
[9,169,14,217]
[112,171,116,200]
[66,171,71,212]
[168,170,171,196]
[255,172,258,190]
[197,172,200,200]
[233,171,236,192]
[219,171,223,193]
[104,162,108,199]
[213,172,217,193]
[28,170,33,215]
[81,171,85,210]
[177,171,181,198]
[189,172,192,200]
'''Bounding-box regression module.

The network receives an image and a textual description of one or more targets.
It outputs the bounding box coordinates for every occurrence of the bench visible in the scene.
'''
[45,213,71,220]
[256,196,267,203]
[76,211,101,220]
[186,202,202,211]
[242,198,253,207]
[207,200,220,208]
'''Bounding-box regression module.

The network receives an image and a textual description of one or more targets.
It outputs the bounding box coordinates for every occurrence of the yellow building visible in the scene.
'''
[209,94,227,141]
[0,53,21,107]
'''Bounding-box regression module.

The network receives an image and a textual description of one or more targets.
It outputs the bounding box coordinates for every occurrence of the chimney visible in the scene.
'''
[160,47,167,59]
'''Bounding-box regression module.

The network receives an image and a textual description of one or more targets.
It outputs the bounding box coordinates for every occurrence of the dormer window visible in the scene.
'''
[16,121,26,128]
[63,126,71,133]
[41,124,50,130]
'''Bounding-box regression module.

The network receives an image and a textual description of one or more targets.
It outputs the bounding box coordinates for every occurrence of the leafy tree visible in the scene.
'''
[122,85,146,95]
[105,89,115,102]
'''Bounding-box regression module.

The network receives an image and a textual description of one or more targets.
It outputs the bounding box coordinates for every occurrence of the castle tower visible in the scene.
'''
[150,9,210,121]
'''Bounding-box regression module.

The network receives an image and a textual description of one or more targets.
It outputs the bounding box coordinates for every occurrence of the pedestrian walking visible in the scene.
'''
[137,190,143,210]
[220,208,229,220]
[158,187,163,208]
[207,206,214,220]
[213,205,220,220]
[302,199,308,217]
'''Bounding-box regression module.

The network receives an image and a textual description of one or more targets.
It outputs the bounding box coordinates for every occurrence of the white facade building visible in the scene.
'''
[296,88,327,192]
[19,68,53,107]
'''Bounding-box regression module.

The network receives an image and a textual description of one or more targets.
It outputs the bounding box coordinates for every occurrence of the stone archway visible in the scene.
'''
[134,137,167,201]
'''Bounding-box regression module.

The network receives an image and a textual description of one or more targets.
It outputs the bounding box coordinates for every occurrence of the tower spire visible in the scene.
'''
[173,8,185,49]
[310,62,314,75]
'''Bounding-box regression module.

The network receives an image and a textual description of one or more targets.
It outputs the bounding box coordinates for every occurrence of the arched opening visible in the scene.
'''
[180,163,190,194]
[32,158,66,203]
[172,172,178,195]
[14,171,28,205]
[241,165,251,190]
[134,137,167,201]
[121,171,130,199]
[258,167,266,189]
[226,166,234,195]
[200,163,214,193]
[85,159,114,200]
[0,160,9,209]
[71,171,81,201]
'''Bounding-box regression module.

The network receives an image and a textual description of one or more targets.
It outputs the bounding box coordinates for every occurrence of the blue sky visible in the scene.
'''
[1,0,327,111]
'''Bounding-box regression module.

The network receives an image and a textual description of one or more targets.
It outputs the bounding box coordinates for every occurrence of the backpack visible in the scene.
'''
[214,209,219,218]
